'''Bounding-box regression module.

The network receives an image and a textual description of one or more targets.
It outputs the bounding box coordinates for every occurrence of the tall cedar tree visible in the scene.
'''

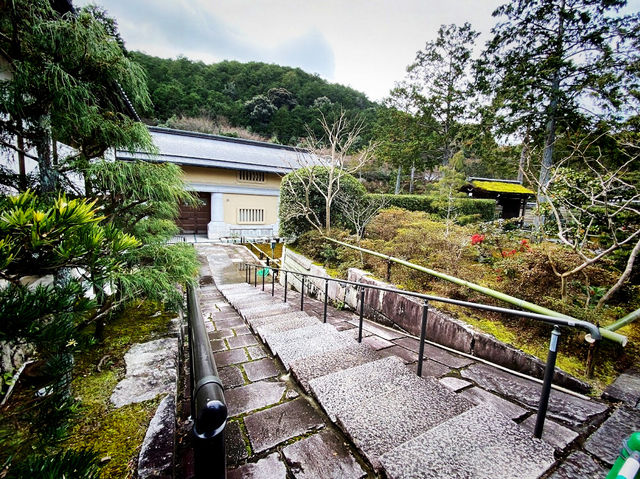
[399,23,480,166]
[478,0,639,187]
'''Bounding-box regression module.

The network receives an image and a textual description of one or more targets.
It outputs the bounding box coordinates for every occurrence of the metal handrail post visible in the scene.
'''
[417,300,429,377]
[271,267,275,296]
[254,266,257,287]
[262,266,265,291]
[358,286,365,343]
[245,265,248,284]
[284,271,288,303]
[534,326,561,438]
[300,276,305,311]
[323,278,329,323]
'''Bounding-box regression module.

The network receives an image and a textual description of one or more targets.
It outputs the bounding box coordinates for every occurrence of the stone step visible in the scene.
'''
[309,356,418,422]
[379,403,555,479]
[247,311,311,331]
[241,303,295,321]
[290,343,383,393]
[255,316,320,341]
[263,323,356,369]
[335,373,473,469]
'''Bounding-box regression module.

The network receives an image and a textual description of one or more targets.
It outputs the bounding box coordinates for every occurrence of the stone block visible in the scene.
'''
[219,366,245,389]
[227,453,287,479]
[379,404,555,479]
[138,394,175,479]
[225,420,248,466]
[520,415,579,451]
[459,387,529,421]
[282,430,366,479]
[547,451,607,479]
[213,348,249,368]
[439,377,472,392]
[602,370,640,406]
[244,358,279,382]
[393,337,474,368]
[585,405,640,465]
[461,363,607,428]
[244,399,324,453]
[290,343,381,392]
[224,381,286,417]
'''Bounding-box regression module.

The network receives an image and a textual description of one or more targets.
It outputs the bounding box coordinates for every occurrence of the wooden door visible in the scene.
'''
[177,192,211,234]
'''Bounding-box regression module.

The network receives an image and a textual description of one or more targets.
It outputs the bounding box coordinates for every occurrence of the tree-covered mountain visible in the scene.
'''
[132,52,378,145]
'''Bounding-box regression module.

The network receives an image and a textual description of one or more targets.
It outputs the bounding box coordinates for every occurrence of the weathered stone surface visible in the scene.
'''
[227,334,258,349]
[209,339,227,352]
[225,381,286,417]
[379,404,555,479]
[363,335,394,350]
[459,387,528,421]
[547,451,607,479]
[336,376,472,468]
[394,337,474,368]
[227,453,287,479]
[209,328,234,339]
[244,399,324,453]
[283,430,366,479]
[111,338,178,407]
[225,420,248,466]
[377,345,418,364]
[439,377,472,392]
[219,366,245,389]
[602,370,640,406]
[460,363,607,427]
[412,360,450,378]
[256,316,319,341]
[247,345,268,360]
[249,311,310,331]
[214,317,246,329]
[242,304,294,321]
[138,394,175,479]
[520,415,578,451]
[585,405,640,465]
[310,357,423,422]
[346,318,404,341]
[232,325,251,336]
[290,343,381,392]
[244,358,279,382]
[265,323,355,369]
[214,348,249,367]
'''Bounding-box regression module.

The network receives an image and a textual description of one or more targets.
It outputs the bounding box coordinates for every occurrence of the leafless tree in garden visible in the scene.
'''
[524,135,640,306]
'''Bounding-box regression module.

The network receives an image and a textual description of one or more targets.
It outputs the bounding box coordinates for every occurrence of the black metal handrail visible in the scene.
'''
[187,283,227,479]
[242,262,600,439]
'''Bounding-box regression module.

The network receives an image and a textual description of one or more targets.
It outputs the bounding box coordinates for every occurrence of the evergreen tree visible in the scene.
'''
[478,0,639,187]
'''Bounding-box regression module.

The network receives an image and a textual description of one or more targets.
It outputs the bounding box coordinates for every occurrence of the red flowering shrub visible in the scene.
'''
[470,234,485,245]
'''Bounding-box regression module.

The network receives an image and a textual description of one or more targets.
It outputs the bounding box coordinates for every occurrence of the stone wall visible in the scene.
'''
[281,246,589,393]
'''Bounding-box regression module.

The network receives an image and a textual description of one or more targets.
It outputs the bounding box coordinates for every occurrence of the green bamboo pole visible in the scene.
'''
[604,307,640,333]
[327,238,627,345]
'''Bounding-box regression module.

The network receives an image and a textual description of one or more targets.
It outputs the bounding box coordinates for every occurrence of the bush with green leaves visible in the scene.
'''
[368,193,496,223]
[279,166,367,237]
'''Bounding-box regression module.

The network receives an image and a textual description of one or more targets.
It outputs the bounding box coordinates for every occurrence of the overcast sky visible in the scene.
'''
[76,0,639,102]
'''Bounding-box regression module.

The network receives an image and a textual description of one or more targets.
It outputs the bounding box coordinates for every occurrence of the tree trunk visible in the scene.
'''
[17,134,26,191]
[409,163,415,194]
[35,122,56,194]
[394,166,402,194]
[517,129,529,184]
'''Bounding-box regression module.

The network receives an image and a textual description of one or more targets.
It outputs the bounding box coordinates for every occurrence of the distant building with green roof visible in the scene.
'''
[462,177,534,220]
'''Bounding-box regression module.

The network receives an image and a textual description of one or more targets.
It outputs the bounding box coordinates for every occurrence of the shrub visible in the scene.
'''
[367,193,496,223]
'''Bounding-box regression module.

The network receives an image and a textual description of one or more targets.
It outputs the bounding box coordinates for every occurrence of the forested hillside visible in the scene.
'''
[132,52,378,145]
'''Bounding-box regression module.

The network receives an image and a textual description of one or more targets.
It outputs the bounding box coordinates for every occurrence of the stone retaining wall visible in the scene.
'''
[281,246,589,393]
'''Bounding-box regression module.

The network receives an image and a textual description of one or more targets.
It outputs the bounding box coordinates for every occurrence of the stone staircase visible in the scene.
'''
[217,281,557,478]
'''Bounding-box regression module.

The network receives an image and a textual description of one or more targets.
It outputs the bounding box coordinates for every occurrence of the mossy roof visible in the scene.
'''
[471,180,534,195]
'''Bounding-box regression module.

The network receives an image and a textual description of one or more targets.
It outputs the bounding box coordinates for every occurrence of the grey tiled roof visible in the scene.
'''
[116,127,314,174]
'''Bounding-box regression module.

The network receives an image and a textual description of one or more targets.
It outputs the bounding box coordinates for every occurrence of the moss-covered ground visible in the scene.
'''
[64,301,175,478]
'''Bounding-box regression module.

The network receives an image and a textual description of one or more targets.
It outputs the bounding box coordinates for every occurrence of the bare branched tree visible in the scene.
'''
[336,192,389,244]
[524,134,640,306]
[283,109,376,233]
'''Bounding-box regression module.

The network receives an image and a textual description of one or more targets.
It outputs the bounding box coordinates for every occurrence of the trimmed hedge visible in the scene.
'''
[369,193,496,223]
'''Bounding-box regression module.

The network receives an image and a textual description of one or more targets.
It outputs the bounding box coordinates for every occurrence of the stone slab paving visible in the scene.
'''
[584,405,640,465]
[290,343,382,392]
[393,337,475,368]
[336,376,472,468]
[379,404,555,479]
[244,398,325,453]
[602,368,640,406]
[546,451,607,478]
[264,323,356,369]
[459,386,529,421]
[520,416,579,452]
[439,376,472,392]
[197,244,373,478]
[282,430,367,479]
[461,363,608,428]
[255,315,319,341]
[412,359,451,377]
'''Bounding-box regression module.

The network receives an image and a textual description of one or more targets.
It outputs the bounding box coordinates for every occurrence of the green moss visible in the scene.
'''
[63,301,175,478]
[471,180,534,194]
